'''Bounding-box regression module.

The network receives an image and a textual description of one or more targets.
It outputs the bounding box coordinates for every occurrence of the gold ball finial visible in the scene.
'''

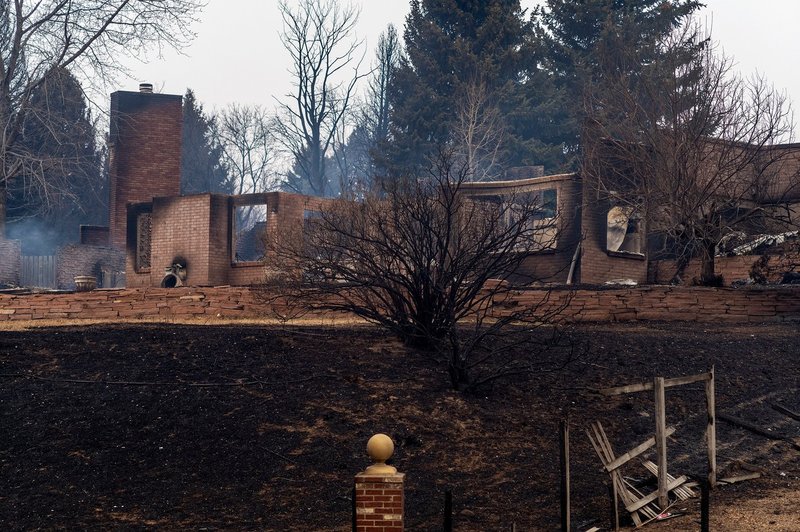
[365,433,397,474]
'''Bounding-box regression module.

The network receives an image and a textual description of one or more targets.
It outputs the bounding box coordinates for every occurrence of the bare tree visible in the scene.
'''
[455,77,506,181]
[583,24,798,285]
[219,105,276,196]
[328,24,401,198]
[0,0,202,237]
[275,0,365,197]
[265,148,571,391]
[218,104,277,230]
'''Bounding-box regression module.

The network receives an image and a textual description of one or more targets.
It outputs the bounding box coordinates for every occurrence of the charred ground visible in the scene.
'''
[0,321,798,530]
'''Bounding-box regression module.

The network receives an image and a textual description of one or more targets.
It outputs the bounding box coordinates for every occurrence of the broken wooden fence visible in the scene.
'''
[589,367,716,529]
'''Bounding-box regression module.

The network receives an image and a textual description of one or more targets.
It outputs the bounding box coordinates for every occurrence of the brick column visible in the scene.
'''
[354,434,404,531]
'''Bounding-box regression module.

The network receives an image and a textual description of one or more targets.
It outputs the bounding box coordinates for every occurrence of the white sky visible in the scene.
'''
[121,0,800,136]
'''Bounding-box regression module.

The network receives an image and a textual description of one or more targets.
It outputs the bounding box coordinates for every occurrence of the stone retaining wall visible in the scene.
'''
[514,286,800,323]
[1,285,798,323]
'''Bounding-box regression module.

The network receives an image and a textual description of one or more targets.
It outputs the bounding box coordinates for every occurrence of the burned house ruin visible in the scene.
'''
[1,84,798,290]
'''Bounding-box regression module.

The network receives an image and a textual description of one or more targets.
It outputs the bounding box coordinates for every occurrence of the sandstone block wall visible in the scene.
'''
[1,286,798,324]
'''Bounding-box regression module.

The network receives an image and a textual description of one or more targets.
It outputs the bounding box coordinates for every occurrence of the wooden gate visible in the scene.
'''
[21,255,57,288]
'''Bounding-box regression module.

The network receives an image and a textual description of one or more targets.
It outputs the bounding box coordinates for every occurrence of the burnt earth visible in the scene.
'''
[1,322,799,530]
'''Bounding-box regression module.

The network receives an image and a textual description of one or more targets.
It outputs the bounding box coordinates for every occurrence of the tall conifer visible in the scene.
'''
[384,0,570,178]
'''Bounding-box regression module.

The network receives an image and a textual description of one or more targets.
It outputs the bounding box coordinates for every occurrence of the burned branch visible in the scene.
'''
[583,22,799,285]
[264,148,572,391]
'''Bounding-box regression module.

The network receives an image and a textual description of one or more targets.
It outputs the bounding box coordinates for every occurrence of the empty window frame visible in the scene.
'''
[471,188,558,251]
[233,202,268,263]
[606,204,643,254]
[504,188,558,251]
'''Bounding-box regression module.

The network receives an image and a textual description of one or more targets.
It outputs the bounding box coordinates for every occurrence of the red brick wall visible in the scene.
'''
[228,192,335,285]
[519,177,582,283]
[79,226,110,246]
[649,253,800,285]
[125,191,340,287]
[125,202,152,288]
[56,245,125,290]
[0,239,22,286]
[149,194,215,286]
[1,286,798,323]
[460,174,583,283]
[125,192,338,287]
[767,144,800,203]
[207,195,232,286]
[579,179,648,284]
[109,90,182,249]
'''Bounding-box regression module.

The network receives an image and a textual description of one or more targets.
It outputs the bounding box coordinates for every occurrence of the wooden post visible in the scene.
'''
[700,479,710,532]
[705,365,717,489]
[608,482,619,532]
[654,376,668,509]
[444,489,453,532]
[560,419,571,531]
[352,486,357,532]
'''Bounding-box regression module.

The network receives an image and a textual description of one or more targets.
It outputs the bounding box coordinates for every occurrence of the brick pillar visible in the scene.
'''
[354,434,404,531]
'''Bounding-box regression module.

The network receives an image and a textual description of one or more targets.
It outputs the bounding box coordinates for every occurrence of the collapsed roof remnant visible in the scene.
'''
[724,231,799,256]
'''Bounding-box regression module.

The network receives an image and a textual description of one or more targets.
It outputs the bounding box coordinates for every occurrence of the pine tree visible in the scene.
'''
[180,89,231,195]
[6,68,105,253]
[384,0,569,178]
[537,0,704,158]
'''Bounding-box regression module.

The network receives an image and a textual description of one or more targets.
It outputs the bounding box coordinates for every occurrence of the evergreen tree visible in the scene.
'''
[324,25,402,197]
[537,0,703,159]
[6,68,105,253]
[384,0,570,178]
[180,89,231,194]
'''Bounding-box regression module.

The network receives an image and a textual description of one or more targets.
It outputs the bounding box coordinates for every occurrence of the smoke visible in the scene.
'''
[6,218,79,255]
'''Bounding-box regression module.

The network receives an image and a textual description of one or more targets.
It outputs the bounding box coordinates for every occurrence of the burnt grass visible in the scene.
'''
[1,321,799,530]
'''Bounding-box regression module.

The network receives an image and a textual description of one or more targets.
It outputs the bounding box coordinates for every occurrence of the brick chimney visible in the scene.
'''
[108,85,182,249]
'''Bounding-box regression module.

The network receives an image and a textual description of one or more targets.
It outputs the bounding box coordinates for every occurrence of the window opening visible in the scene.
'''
[607,204,643,254]
[233,203,268,262]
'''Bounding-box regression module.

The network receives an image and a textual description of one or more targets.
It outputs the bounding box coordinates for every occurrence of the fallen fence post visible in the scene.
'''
[772,402,800,422]
[718,413,800,451]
